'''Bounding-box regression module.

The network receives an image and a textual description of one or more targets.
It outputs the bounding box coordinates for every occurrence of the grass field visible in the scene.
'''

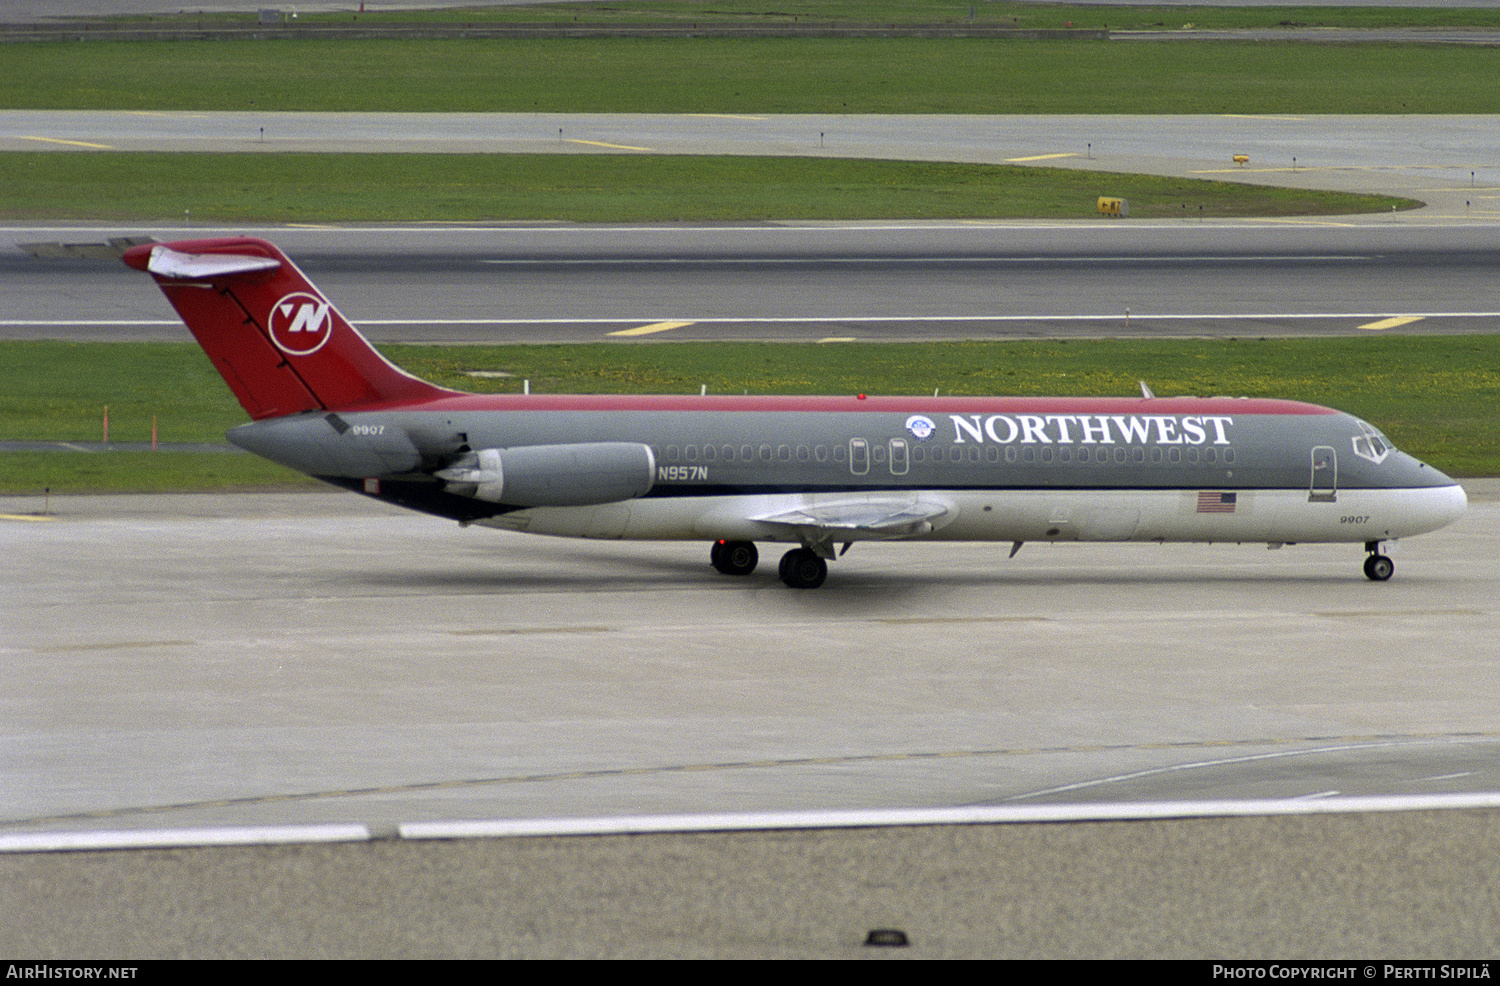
[4,336,1496,493]
[0,450,318,495]
[0,153,1414,223]
[95,1,1500,31]
[4,37,1498,114]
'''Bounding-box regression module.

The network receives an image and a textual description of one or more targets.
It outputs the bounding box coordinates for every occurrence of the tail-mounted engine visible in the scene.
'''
[434,443,656,507]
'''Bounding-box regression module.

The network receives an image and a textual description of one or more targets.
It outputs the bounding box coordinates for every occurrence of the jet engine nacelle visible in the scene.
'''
[436,442,657,507]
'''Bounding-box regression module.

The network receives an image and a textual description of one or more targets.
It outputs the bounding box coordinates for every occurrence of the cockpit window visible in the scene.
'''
[1351,418,1394,464]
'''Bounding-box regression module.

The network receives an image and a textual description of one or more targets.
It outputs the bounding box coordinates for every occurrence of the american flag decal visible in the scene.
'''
[1197,491,1237,514]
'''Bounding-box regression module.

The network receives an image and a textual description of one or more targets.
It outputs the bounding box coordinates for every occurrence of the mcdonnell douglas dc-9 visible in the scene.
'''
[122,237,1465,589]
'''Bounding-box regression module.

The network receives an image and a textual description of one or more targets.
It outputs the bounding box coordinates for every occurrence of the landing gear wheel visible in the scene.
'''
[1363,553,1394,581]
[710,540,758,576]
[778,548,828,589]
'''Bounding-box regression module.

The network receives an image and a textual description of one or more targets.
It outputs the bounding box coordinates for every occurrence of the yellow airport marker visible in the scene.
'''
[817,337,857,343]
[608,320,695,337]
[1005,153,1078,163]
[1358,315,1425,331]
[0,513,52,522]
[22,135,116,150]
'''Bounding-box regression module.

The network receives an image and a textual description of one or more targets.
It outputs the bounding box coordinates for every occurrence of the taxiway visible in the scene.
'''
[5,487,1498,835]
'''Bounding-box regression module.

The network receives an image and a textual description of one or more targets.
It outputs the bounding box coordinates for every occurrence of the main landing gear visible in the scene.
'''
[709,540,829,588]
[710,539,758,576]
[1363,540,1394,582]
[777,548,828,589]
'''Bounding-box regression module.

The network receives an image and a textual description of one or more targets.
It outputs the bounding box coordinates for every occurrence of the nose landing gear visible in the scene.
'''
[1363,541,1394,581]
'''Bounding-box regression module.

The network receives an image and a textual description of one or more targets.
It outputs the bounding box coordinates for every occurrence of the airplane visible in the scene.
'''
[121,236,1466,589]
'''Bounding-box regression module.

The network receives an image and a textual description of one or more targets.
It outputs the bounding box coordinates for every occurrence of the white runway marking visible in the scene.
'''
[999,739,1461,802]
[481,254,1374,265]
[12,793,1500,854]
[9,312,1498,327]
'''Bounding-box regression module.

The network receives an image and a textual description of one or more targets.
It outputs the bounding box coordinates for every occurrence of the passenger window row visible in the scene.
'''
[661,444,839,463]
[657,442,1235,470]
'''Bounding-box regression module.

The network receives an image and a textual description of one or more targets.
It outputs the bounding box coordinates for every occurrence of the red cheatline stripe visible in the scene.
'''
[348,393,1337,416]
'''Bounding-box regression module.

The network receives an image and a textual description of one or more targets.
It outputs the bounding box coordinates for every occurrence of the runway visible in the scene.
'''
[8,220,1500,344]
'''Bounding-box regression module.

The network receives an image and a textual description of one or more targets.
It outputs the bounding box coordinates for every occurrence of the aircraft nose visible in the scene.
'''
[1442,481,1469,525]
[1413,481,1468,536]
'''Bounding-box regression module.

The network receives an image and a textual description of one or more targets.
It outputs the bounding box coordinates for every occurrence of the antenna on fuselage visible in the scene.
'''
[1139,380,1156,399]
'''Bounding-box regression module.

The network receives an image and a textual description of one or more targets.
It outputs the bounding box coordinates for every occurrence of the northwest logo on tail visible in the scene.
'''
[268,292,333,355]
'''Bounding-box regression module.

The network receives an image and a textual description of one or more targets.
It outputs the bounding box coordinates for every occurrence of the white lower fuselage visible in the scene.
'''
[478,483,1468,547]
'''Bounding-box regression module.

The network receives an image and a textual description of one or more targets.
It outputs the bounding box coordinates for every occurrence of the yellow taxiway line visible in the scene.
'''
[566,138,653,152]
[607,320,696,337]
[1359,315,1426,331]
[21,135,115,150]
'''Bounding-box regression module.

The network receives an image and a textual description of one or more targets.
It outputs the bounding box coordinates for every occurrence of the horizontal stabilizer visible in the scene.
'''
[18,237,157,260]
[145,244,282,280]
[756,499,950,540]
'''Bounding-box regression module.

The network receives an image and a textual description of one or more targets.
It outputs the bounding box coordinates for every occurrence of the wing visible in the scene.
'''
[754,497,950,555]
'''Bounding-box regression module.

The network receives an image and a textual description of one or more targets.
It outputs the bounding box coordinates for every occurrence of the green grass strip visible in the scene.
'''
[97,2,1500,30]
[0,341,236,445]
[5,37,1498,114]
[3,336,1495,493]
[0,451,320,495]
[0,152,1414,223]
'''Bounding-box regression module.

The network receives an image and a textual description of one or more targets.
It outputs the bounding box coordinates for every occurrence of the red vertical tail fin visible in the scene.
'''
[123,237,457,419]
